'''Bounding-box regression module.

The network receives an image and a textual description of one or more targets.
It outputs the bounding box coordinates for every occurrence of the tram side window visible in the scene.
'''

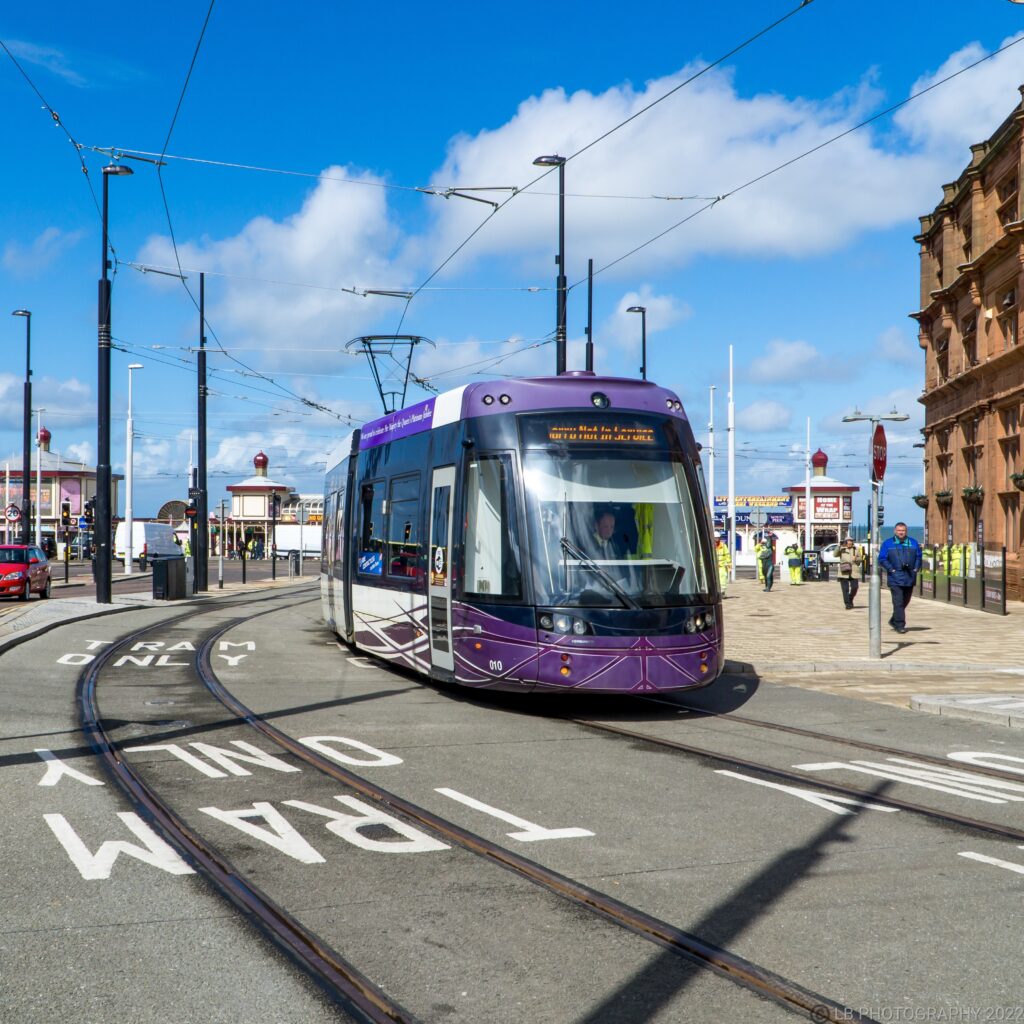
[333,486,345,567]
[387,474,421,579]
[358,481,385,575]
[464,455,523,599]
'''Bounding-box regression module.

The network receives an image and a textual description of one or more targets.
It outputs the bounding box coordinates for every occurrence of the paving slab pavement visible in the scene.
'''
[721,574,1024,725]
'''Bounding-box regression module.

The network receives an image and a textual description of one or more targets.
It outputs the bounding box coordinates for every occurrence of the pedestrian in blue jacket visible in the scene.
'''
[877,522,922,634]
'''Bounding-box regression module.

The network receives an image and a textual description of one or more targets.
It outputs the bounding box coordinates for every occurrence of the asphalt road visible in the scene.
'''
[2,587,1022,1023]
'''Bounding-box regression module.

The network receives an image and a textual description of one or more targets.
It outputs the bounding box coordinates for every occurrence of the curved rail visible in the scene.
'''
[196,618,874,1024]
[77,592,419,1024]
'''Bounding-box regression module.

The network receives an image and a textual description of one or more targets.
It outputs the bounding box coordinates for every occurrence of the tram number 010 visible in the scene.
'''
[488,659,503,673]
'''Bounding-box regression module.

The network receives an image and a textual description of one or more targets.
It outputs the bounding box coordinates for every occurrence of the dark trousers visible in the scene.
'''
[889,584,914,628]
[762,561,774,591]
[839,577,859,607]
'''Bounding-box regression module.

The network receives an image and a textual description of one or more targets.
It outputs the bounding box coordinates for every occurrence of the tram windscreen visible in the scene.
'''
[522,448,712,608]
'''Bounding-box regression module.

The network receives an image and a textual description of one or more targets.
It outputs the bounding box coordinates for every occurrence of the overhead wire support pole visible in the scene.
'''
[585,259,594,372]
[727,346,736,582]
[196,271,209,591]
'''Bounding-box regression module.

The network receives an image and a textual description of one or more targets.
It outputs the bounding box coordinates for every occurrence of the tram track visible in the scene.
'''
[79,589,415,1024]
[80,592,875,1024]
[560,716,1024,844]
[639,695,1024,784]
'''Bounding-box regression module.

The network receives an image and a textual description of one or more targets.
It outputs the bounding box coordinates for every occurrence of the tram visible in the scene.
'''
[321,373,722,693]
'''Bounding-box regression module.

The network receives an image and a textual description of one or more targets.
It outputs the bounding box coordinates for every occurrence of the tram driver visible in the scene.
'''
[584,508,629,561]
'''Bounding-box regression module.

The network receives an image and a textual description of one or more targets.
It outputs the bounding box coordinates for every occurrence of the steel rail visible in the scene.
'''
[196,619,874,1024]
[639,696,1024,784]
[569,718,1024,844]
[78,592,419,1024]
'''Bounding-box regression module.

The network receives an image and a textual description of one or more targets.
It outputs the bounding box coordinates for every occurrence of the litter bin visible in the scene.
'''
[152,556,187,600]
[287,550,301,578]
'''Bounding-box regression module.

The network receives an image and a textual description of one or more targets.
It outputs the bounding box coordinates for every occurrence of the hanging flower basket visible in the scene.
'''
[1011,473,1024,492]
[934,490,953,507]
[961,485,984,505]
[912,494,929,509]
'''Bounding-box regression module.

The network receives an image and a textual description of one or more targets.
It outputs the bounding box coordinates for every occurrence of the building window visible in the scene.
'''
[960,218,973,262]
[996,172,1018,228]
[1003,495,1020,554]
[934,333,949,382]
[961,313,977,366]
[1001,405,1021,482]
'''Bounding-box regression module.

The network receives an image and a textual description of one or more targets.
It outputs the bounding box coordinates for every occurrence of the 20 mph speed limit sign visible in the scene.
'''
[872,423,887,481]
[4,503,21,523]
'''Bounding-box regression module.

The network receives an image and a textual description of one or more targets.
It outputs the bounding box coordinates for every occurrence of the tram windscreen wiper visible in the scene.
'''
[559,537,641,610]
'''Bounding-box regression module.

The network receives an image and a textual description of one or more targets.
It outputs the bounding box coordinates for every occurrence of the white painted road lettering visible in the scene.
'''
[793,758,1024,804]
[714,770,899,816]
[45,812,195,880]
[947,751,1024,777]
[122,743,233,778]
[35,749,104,787]
[58,639,255,668]
[435,788,594,842]
[959,846,1024,876]
[216,654,249,667]
[57,653,95,666]
[345,656,375,668]
[189,741,301,776]
[198,802,326,864]
[299,735,403,767]
[220,641,256,651]
[284,796,449,853]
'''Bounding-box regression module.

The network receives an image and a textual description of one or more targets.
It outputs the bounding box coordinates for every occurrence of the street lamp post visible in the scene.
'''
[96,163,133,604]
[11,310,31,544]
[34,407,45,544]
[842,408,909,658]
[532,154,567,375]
[124,363,143,575]
[626,306,647,380]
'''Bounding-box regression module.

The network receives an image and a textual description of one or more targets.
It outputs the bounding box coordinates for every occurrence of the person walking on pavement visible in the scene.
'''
[877,521,922,634]
[837,536,862,609]
[784,539,803,585]
[755,532,775,592]
[715,534,731,594]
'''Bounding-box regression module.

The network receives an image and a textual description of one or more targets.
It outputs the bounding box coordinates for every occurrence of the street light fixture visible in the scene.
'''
[842,407,910,658]
[626,306,647,380]
[533,154,567,375]
[124,363,143,576]
[11,309,31,544]
[95,163,133,604]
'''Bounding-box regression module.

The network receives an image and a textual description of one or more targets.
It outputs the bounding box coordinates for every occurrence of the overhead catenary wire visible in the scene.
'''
[578,30,1024,286]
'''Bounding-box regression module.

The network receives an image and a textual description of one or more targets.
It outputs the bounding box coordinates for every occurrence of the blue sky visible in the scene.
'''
[2,1,1024,522]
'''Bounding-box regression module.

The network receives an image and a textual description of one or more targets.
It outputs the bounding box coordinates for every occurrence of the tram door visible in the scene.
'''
[428,467,455,673]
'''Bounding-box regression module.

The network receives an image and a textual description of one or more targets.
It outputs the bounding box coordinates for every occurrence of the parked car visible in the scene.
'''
[0,544,52,600]
[822,542,841,564]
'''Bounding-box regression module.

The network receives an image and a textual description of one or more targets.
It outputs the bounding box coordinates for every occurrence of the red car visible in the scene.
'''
[0,544,52,600]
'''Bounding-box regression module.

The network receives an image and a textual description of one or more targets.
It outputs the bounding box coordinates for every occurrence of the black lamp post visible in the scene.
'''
[627,305,647,380]
[533,154,567,375]
[11,310,31,544]
[95,163,133,604]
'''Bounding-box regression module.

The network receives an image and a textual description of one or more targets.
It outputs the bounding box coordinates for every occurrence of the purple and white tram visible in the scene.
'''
[321,373,723,693]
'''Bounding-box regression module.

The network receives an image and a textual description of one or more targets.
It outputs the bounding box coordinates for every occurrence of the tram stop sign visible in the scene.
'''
[872,423,887,481]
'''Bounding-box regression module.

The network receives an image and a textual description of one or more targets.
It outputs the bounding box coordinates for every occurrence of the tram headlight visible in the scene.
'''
[482,394,495,405]
[572,619,588,635]
[591,392,610,408]
[693,612,706,631]
[539,614,554,631]
[684,617,698,634]
[499,393,512,405]
[553,614,572,633]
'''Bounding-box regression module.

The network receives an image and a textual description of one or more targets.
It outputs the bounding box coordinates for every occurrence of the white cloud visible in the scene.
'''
[893,34,1024,162]
[874,326,922,366]
[2,227,85,277]
[737,400,792,432]
[5,40,86,86]
[138,166,408,362]
[65,441,94,465]
[746,339,850,384]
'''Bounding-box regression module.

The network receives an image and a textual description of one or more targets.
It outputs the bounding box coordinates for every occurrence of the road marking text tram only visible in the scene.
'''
[56,640,256,667]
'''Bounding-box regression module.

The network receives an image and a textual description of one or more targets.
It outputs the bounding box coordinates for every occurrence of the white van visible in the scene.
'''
[114,522,180,569]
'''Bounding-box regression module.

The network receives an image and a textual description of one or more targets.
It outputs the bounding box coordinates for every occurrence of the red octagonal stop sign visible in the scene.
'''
[872,423,887,481]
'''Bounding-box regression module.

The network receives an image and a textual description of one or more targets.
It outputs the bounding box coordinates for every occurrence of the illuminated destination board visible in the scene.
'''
[522,416,662,447]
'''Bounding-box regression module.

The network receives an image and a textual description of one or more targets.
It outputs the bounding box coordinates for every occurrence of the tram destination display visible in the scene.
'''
[521,415,661,448]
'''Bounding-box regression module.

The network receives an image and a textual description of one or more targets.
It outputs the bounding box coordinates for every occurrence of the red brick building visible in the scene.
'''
[913,86,1024,601]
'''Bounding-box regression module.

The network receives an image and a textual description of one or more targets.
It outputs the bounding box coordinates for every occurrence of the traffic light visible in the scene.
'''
[877,505,885,526]
[271,494,281,518]
[83,499,94,525]
[61,500,71,527]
